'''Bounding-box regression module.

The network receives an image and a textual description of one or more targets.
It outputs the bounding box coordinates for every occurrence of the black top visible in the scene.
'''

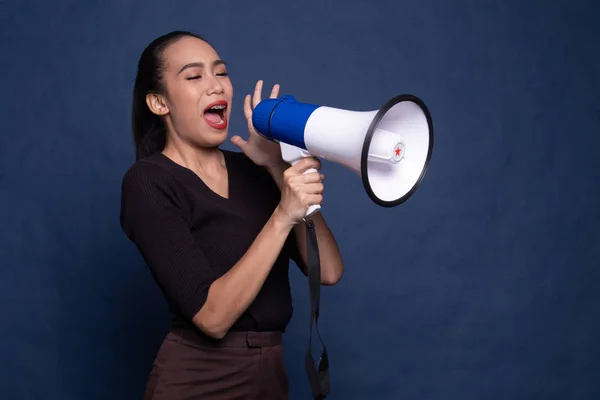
[120,149,305,332]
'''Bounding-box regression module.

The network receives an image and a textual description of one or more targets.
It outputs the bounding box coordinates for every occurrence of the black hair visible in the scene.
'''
[131,30,209,160]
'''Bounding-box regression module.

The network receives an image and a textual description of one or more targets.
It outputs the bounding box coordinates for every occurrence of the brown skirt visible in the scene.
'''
[144,326,289,400]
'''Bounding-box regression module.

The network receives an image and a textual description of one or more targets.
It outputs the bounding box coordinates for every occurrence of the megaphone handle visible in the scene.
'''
[291,163,321,217]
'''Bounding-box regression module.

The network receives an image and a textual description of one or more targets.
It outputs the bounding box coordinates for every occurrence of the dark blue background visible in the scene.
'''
[2,0,599,399]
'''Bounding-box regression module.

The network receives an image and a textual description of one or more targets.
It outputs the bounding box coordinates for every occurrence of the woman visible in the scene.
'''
[119,30,344,399]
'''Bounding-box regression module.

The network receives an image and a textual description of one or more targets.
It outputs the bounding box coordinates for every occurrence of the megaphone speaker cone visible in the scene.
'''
[360,94,434,207]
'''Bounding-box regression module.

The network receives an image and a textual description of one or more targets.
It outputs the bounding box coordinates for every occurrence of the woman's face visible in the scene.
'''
[151,36,233,149]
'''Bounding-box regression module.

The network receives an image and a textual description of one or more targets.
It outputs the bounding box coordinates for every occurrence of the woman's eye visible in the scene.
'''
[186,75,201,80]
[216,72,228,77]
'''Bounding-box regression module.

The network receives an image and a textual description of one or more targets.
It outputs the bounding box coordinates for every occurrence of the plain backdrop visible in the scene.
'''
[1,0,599,399]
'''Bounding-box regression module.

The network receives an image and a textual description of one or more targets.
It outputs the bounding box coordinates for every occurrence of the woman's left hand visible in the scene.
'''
[230,80,285,168]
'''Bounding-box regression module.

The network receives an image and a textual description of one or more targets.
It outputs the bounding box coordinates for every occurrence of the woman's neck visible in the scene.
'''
[162,141,226,179]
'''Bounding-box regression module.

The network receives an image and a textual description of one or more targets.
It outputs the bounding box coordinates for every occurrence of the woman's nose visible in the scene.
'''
[206,75,224,95]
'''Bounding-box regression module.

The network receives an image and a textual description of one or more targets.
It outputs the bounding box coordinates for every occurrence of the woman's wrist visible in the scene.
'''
[265,160,290,190]
[272,205,297,231]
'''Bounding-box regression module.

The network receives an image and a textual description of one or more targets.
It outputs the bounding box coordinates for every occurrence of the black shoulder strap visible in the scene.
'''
[304,218,330,399]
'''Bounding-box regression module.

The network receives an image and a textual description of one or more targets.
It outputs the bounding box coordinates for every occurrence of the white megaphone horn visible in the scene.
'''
[252,94,434,217]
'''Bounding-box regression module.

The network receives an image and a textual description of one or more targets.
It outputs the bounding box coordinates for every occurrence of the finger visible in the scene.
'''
[297,171,323,184]
[252,80,263,109]
[302,182,324,194]
[320,174,326,181]
[247,115,258,136]
[243,94,252,120]
[270,84,280,99]
[230,135,247,149]
[305,194,324,206]
[285,171,321,191]
[292,157,321,173]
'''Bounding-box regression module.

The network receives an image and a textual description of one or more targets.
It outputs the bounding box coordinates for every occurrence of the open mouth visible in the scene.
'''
[203,101,228,130]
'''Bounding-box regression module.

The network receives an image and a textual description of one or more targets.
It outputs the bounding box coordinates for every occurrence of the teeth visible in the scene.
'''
[210,104,226,110]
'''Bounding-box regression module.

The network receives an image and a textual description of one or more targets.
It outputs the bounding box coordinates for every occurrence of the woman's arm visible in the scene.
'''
[121,159,324,340]
[266,160,344,285]
[194,206,295,338]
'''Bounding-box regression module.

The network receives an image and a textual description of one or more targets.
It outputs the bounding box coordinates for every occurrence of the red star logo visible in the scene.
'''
[395,147,401,157]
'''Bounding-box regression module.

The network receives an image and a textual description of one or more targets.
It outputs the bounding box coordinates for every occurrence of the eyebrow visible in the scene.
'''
[177,59,227,74]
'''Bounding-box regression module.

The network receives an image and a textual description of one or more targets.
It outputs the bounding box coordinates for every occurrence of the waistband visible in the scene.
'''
[170,325,283,348]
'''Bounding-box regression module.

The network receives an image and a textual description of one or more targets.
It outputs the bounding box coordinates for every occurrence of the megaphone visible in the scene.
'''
[252,94,433,216]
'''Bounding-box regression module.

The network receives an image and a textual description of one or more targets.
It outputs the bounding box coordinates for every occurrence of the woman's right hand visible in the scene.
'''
[276,157,325,226]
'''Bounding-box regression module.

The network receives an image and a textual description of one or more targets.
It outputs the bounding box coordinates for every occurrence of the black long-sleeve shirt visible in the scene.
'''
[120,149,304,332]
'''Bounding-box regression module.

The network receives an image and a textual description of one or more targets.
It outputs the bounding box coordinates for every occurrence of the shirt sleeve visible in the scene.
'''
[119,163,219,320]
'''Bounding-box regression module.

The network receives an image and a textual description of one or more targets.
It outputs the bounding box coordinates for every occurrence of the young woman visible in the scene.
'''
[119,30,344,399]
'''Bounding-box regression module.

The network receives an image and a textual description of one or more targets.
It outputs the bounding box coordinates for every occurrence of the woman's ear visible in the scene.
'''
[146,92,169,116]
